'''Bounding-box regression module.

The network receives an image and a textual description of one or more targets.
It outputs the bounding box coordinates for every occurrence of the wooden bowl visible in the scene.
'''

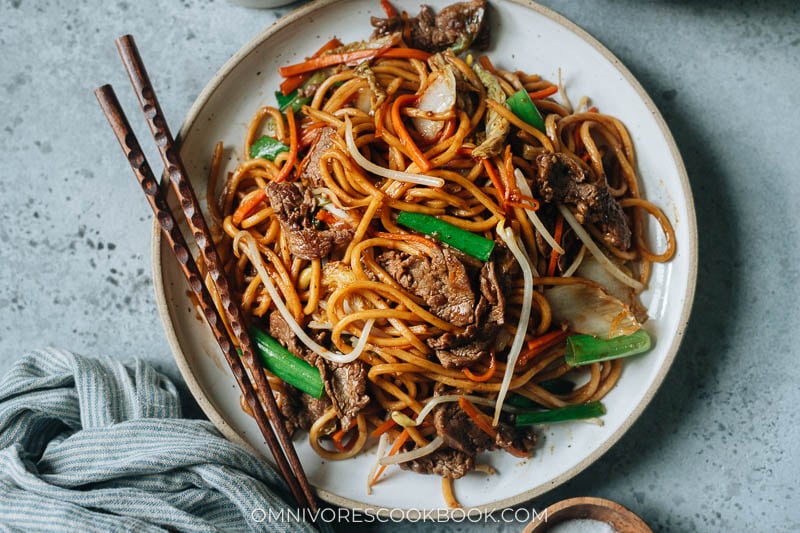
[524,497,652,533]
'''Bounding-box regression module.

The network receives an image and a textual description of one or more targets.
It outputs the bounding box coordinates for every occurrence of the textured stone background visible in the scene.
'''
[1,0,798,531]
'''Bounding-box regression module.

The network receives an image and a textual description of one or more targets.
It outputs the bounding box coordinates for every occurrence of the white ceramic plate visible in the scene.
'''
[153,0,697,513]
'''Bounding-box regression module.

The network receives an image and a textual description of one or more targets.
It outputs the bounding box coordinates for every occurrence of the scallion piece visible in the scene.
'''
[565,329,652,367]
[275,89,310,114]
[396,211,495,261]
[515,401,606,427]
[249,327,324,399]
[507,89,546,132]
[249,135,289,161]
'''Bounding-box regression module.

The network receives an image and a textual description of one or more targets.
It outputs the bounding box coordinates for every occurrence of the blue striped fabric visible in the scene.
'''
[0,349,315,532]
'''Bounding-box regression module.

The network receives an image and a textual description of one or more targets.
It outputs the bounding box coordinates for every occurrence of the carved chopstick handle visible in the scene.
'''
[94,84,313,513]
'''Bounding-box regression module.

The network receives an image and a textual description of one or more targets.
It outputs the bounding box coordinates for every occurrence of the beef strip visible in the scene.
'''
[276,382,332,437]
[371,0,489,54]
[398,448,475,479]
[426,244,519,368]
[323,358,370,428]
[265,181,353,260]
[433,397,494,454]
[377,246,475,327]
[297,126,337,189]
[269,311,369,428]
[432,384,537,457]
[534,152,632,250]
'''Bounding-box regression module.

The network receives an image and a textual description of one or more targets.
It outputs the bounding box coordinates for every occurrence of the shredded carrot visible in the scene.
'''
[370,417,397,438]
[435,117,457,143]
[459,396,498,438]
[546,214,564,276]
[462,350,496,382]
[528,85,558,99]
[332,420,357,452]
[517,329,570,367]
[458,397,528,457]
[383,47,431,61]
[279,45,391,77]
[587,106,598,113]
[232,189,266,225]
[274,108,298,182]
[371,428,410,485]
[374,231,437,248]
[391,94,432,172]
[482,159,505,205]
[279,38,342,96]
[279,46,429,78]
[315,209,338,225]
[581,152,592,163]
[401,11,412,43]
[380,0,397,17]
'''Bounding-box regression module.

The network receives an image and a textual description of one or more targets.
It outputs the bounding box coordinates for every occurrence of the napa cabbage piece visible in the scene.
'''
[412,62,457,141]
[545,281,641,339]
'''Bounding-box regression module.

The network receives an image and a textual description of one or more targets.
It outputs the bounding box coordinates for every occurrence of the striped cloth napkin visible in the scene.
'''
[0,348,315,532]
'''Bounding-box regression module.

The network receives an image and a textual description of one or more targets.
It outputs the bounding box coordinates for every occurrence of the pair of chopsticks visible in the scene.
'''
[95,35,319,518]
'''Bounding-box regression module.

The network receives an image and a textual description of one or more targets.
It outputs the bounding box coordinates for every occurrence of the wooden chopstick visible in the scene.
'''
[94,37,318,516]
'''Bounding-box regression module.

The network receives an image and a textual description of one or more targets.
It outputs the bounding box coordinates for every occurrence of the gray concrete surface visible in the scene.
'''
[1,0,798,531]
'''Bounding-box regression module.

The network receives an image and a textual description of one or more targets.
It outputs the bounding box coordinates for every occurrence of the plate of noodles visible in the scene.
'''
[153,0,697,513]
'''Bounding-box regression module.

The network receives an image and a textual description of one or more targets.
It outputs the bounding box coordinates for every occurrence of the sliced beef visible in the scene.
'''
[425,244,519,368]
[265,181,352,260]
[398,448,475,479]
[324,359,370,428]
[534,152,631,250]
[269,309,304,359]
[433,397,494,454]
[371,0,489,54]
[377,246,475,327]
[298,126,337,189]
[269,311,369,428]
[431,385,537,458]
[276,383,332,437]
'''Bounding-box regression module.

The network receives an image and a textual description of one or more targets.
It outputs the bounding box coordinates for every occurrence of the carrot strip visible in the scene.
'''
[435,117,457,143]
[380,0,397,17]
[371,428,410,485]
[279,46,429,78]
[382,47,431,61]
[391,94,431,171]
[279,38,343,96]
[481,159,505,205]
[462,350,496,382]
[315,209,338,225]
[332,420,357,452]
[370,417,397,438]
[546,214,564,276]
[232,189,266,225]
[458,396,498,438]
[374,231,437,248]
[528,85,558,99]
[587,106,598,113]
[517,329,569,367]
[279,45,390,77]
[274,108,298,182]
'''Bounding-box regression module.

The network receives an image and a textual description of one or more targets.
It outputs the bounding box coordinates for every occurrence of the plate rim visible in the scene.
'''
[151,0,698,514]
